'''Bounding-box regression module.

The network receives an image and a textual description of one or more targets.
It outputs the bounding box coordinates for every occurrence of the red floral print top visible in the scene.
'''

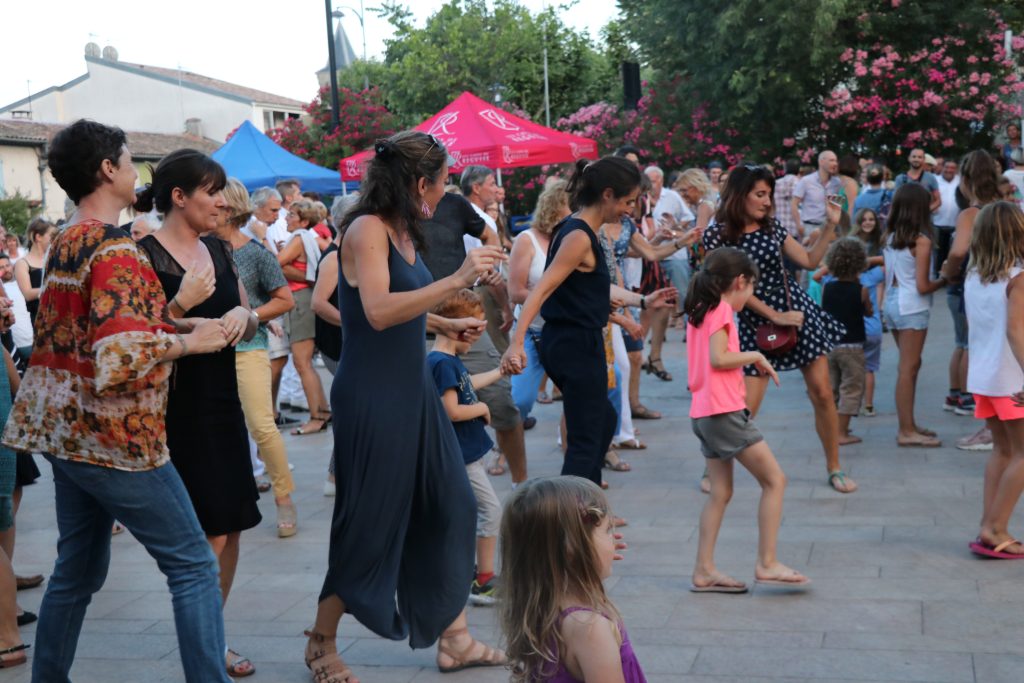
[2,220,176,470]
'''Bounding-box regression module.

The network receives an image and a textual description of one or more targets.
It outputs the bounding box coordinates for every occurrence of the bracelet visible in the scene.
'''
[640,295,647,310]
[170,295,185,312]
[175,333,188,357]
[251,308,260,323]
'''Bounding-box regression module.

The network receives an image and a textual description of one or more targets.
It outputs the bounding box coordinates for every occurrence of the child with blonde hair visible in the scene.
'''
[965,202,1024,558]
[500,476,645,682]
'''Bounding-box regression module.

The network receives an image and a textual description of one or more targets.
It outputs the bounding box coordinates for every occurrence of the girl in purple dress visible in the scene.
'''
[500,477,646,683]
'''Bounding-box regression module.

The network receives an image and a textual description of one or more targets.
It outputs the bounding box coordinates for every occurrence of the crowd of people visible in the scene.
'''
[0,115,1021,682]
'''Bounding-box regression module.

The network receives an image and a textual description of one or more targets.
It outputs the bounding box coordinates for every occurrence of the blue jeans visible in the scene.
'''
[510,326,546,419]
[660,258,691,305]
[35,456,230,683]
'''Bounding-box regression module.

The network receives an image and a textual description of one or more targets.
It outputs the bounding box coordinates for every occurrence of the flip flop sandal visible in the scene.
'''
[226,648,255,677]
[690,581,748,594]
[897,435,941,448]
[615,439,647,450]
[827,470,858,493]
[969,537,1024,559]
[915,426,938,437]
[631,405,662,420]
[603,454,632,472]
[292,417,330,436]
[536,391,553,404]
[486,452,507,476]
[755,572,812,587]
[276,502,298,538]
[255,476,272,493]
[0,643,29,669]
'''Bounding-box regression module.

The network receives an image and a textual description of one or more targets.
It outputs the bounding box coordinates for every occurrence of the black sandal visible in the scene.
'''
[646,357,673,382]
[0,643,29,669]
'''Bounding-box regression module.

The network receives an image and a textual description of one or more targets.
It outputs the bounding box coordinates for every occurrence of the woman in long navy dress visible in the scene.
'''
[304,131,507,682]
[502,157,676,485]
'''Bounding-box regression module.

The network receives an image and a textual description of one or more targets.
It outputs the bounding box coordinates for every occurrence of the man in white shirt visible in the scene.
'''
[933,158,960,277]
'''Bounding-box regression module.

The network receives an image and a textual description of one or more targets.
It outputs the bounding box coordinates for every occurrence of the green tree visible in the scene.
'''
[372,0,619,126]
[617,0,1024,159]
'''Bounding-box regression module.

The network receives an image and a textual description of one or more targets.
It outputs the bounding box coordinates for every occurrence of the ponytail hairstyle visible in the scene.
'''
[339,131,450,251]
[133,148,226,215]
[714,164,776,243]
[683,247,759,327]
[565,156,641,211]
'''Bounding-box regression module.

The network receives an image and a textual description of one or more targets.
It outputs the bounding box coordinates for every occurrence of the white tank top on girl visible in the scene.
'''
[965,266,1024,397]
[514,229,547,329]
[883,237,932,315]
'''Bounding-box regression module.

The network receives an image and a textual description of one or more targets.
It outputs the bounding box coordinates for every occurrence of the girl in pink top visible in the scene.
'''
[684,248,810,593]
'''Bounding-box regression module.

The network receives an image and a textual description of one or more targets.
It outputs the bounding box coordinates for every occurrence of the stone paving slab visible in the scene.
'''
[3,310,1024,681]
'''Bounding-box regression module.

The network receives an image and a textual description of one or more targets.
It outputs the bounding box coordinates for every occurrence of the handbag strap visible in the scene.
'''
[778,240,793,312]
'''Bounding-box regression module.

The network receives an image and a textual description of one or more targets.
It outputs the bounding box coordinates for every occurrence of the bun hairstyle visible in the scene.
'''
[565,156,641,211]
[133,149,227,215]
[341,131,450,250]
[683,247,759,328]
[714,164,776,244]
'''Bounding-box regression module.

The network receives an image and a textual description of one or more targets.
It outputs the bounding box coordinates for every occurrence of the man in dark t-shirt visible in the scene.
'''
[421,191,528,485]
[421,192,488,279]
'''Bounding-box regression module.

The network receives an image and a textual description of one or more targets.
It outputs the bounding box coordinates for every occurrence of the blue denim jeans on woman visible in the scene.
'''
[34,455,230,683]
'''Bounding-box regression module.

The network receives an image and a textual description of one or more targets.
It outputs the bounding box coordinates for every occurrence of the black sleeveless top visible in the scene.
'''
[314,243,342,361]
[540,217,610,330]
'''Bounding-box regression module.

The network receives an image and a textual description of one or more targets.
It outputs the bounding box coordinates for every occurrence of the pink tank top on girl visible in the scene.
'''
[548,607,646,682]
[687,300,747,418]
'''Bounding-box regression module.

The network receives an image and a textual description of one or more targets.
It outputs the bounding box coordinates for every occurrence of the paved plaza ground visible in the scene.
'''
[2,309,1023,682]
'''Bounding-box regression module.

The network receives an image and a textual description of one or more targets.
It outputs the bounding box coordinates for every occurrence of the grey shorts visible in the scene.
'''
[288,287,316,343]
[691,409,764,460]
[466,459,501,537]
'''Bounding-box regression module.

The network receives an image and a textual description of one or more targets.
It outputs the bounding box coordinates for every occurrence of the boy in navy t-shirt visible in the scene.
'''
[428,289,506,605]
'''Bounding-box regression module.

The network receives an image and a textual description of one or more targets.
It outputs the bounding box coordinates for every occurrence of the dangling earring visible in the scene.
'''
[421,199,432,219]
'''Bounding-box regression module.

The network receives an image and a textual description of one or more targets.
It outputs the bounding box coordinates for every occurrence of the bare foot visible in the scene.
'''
[755,561,810,585]
[838,434,863,445]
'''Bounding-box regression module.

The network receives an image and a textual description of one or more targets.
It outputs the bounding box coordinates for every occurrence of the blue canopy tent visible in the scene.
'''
[212,120,358,195]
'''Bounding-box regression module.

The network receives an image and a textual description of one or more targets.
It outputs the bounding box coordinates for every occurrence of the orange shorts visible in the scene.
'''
[974,394,1024,421]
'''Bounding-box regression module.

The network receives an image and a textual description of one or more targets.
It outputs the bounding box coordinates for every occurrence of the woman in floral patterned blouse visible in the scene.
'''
[1,119,234,682]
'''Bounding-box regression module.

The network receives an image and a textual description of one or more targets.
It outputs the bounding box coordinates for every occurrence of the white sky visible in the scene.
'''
[0,0,617,109]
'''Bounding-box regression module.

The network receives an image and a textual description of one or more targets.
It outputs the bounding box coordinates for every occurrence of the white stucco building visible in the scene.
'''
[0,44,305,142]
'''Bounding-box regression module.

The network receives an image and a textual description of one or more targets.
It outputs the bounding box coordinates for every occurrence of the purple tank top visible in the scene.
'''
[547,607,646,682]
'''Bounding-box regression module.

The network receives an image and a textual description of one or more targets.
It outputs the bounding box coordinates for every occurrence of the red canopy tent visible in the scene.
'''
[338,91,598,181]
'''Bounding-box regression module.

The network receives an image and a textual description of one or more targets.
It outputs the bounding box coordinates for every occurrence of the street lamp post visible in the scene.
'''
[334,1,369,91]
[324,0,341,132]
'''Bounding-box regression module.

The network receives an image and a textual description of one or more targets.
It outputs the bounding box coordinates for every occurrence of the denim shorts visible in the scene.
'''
[863,335,882,373]
[882,290,929,331]
[946,289,968,349]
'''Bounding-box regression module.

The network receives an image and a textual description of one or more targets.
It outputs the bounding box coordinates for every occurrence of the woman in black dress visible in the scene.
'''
[502,157,676,485]
[702,165,857,493]
[14,218,57,329]
[305,132,506,682]
[135,149,262,677]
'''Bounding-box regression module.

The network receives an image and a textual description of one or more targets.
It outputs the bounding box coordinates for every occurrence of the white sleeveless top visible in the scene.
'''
[514,229,547,330]
[966,266,1024,397]
[883,236,932,315]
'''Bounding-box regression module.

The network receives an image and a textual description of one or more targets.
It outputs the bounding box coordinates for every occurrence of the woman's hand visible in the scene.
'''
[773,310,804,327]
[624,319,644,341]
[753,352,781,386]
[175,261,216,311]
[440,316,487,344]
[184,318,229,355]
[645,287,679,310]
[679,225,702,248]
[248,219,268,241]
[220,306,250,346]
[267,320,284,337]
[455,246,506,288]
[501,340,527,375]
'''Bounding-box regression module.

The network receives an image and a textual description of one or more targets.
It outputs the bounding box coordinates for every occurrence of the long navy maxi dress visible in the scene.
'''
[322,237,476,649]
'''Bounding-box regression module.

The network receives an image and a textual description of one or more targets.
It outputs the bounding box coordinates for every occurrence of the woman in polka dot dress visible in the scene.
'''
[702,165,857,494]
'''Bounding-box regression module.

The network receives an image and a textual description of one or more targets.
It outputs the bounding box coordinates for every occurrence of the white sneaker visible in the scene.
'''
[323,479,336,496]
[957,426,993,451]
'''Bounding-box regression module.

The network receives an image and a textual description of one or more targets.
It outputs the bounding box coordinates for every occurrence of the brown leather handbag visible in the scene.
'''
[753,256,799,356]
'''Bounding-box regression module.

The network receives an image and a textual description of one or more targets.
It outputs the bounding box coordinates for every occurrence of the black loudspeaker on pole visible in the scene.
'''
[622,62,641,111]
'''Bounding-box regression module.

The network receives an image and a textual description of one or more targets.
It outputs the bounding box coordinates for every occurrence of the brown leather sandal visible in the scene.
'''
[436,627,507,673]
[304,630,356,682]
[0,643,29,669]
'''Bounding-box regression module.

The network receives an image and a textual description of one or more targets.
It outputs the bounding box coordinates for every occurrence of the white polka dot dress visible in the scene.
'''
[703,220,846,376]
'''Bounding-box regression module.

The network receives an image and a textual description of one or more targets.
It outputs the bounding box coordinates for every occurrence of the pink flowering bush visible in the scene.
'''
[820,17,1023,155]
